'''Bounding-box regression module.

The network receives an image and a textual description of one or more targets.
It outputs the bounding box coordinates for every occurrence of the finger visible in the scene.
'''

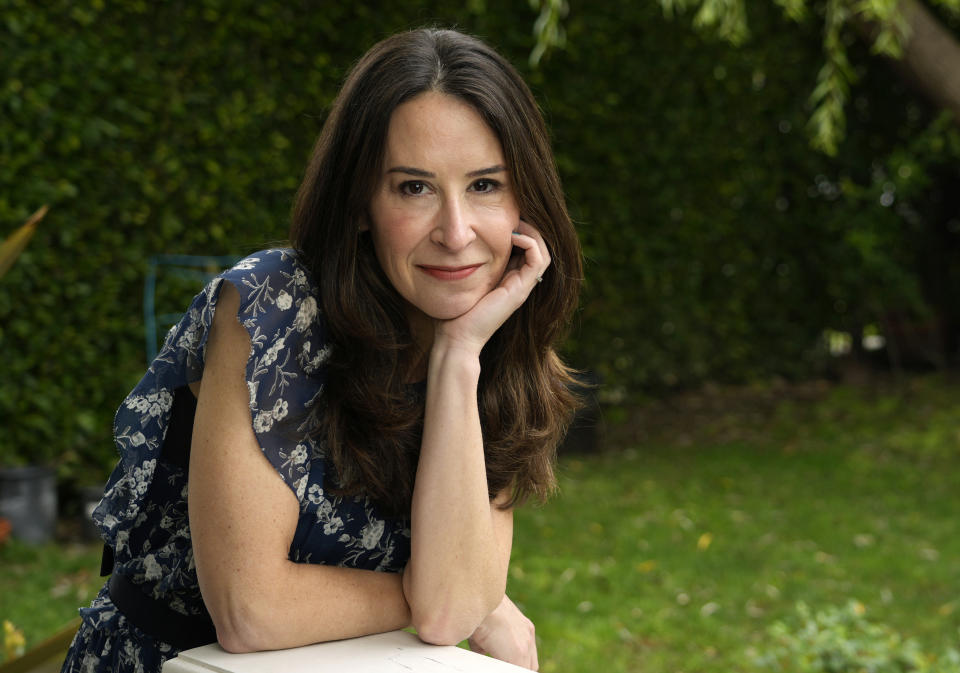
[515,219,550,260]
[508,231,549,284]
[512,223,551,276]
[504,242,526,275]
[513,221,547,258]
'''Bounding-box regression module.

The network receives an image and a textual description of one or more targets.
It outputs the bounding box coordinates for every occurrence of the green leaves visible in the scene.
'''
[757,601,960,672]
[774,0,809,22]
[808,0,855,156]
[654,0,934,154]
[693,0,750,45]
[529,0,569,66]
[658,0,751,43]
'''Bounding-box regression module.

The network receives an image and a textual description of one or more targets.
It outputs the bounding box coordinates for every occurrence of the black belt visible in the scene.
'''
[108,572,217,651]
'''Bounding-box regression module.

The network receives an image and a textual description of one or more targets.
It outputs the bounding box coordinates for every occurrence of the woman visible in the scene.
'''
[62,27,581,673]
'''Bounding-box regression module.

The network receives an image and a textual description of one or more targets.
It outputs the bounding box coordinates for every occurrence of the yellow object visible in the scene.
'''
[697,532,713,550]
[0,617,80,672]
[0,205,48,279]
[2,620,26,662]
[635,559,657,573]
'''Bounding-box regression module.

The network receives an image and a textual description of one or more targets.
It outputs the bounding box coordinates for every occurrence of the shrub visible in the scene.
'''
[754,601,960,673]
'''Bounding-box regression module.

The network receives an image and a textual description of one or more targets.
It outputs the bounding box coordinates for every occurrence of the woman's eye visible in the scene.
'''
[471,178,500,193]
[400,181,428,196]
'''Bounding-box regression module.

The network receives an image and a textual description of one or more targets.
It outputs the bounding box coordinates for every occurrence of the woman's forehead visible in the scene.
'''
[381,92,505,172]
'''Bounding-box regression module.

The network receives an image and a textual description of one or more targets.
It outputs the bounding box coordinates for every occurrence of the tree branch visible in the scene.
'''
[858,0,960,124]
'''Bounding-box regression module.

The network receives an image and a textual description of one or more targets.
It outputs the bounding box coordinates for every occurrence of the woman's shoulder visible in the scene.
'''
[216,248,320,329]
[221,248,312,289]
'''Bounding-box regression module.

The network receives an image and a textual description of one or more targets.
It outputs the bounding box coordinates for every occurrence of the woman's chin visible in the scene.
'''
[404,293,488,329]
[428,296,486,321]
[427,307,471,321]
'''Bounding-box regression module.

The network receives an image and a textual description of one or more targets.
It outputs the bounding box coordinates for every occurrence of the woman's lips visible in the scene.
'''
[418,264,482,280]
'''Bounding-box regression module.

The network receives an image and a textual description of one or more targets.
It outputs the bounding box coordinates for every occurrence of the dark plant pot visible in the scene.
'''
[0,465,58,543]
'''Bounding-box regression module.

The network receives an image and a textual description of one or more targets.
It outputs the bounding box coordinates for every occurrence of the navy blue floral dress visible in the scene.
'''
[61,249,411,673]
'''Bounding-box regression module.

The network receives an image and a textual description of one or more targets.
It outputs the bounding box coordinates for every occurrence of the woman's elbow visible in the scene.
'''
[213,623,262,654]
[414,614,473,647]
[207,595,274,653]
[412,592,502,646]
[216,629,257,655]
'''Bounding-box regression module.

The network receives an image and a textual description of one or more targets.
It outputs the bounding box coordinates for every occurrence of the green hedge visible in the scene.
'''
[546,3,957,394]
[0,0,953,481]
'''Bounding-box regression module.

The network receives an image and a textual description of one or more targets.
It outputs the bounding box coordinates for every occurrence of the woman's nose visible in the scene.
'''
[431,197,476,251]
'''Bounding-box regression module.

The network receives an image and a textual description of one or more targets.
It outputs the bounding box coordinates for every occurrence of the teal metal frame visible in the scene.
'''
[143,254,240,363]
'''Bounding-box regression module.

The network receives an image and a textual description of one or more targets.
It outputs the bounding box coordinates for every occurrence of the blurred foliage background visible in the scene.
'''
[2,0,960,485]
[3,2,960,671]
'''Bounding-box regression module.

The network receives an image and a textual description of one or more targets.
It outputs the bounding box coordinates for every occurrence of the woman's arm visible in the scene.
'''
[403,348,513,644]
[403,220,550,645]
[189,282,411,653]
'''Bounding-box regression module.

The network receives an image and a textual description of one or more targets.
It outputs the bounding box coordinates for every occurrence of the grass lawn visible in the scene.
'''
[2,374,958,671]
[0,539,100,662]
[510,374,960,672]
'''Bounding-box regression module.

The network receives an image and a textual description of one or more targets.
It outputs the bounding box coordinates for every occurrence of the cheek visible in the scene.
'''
[494,230,516,264]
[369,210,421,267]
[486,207,520,261]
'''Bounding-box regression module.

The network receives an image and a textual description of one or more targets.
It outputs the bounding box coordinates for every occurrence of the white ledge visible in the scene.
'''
[162,629,529,673]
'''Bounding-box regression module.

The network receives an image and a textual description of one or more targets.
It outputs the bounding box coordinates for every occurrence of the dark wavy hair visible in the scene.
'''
[289,28,582,515]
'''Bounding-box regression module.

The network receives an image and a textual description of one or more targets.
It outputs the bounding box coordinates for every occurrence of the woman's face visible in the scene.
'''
[366,91,520,337]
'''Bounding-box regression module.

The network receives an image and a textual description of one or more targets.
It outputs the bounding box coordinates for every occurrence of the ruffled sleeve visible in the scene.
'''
[206,249,328,502]
[97,249,328,552]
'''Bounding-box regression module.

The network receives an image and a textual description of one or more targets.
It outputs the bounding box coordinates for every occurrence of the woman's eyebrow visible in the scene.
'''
[466,164,507,178]
[387,166,434,177]
[385,164,507,178]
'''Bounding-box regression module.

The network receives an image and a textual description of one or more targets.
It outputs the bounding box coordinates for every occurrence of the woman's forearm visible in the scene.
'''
[403,340,510,645]
[207,560,410,653]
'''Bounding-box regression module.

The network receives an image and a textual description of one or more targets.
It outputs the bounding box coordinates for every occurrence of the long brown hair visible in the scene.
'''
[289,28,582,515]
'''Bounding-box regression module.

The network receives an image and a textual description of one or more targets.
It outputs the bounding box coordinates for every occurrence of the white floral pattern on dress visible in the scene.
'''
[63,250,411,673]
